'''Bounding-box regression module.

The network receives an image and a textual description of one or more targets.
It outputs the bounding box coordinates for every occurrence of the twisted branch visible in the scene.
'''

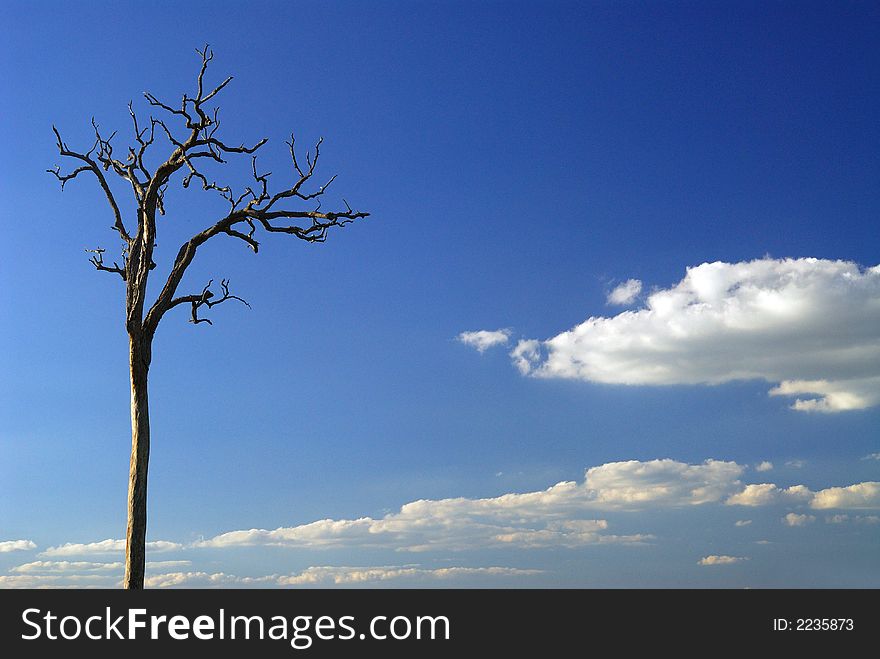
[164,279,251,325]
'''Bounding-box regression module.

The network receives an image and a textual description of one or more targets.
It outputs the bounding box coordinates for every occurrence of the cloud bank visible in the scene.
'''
[196,459,878,554]
[196,459,746,552]
[508,258,880,412]
[3,457,878,588]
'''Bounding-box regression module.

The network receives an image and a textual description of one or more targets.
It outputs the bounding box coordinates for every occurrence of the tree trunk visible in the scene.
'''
[124,333,151,589]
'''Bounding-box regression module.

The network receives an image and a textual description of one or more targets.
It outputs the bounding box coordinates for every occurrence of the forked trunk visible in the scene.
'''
[124,333,151,589]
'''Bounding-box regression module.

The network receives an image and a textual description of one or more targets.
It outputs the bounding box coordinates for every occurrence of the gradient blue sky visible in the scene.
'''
[1,1,878,588]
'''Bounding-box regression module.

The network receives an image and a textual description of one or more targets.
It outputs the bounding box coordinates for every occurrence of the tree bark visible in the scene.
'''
[124,333,151,589]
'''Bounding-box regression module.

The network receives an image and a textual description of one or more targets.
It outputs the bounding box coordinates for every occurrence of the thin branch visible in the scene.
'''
[201,75,233,104]
[128,102,156,182]
[143,92,191,124]
[192,136,268,155]
[164,278,250,325]
[86,248,127,280]
[48,125,132,243]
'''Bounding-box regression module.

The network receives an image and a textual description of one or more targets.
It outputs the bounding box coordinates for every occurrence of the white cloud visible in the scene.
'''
[698,555,747,566]
[0,567,534,589]
[0,540,36,553]
[8,559,191,577]
[457,329,511,353]
[725,483,812,507]
[198,460,879,552]
[607,279,642,305]
[11,561,122,573]
[769,379,876,413]
[783,513,815,526]
[735,520,752,527]
[198,459,760,553]
[509,258,880,412]
[755,461,773,472]
[0,574,116,589]
[826,514,849,524]
[143,572,273,588]
[722,480,880,511]
[861,452,880,461]
[197,501,643,554]
[140,565,540,589]
[198,459,880,554]
[511,339,542,375]
[810,482,880,510]
[278,565,541,586]
[40,538,183,558]
[785,459,806,469]
[583,459,744,506]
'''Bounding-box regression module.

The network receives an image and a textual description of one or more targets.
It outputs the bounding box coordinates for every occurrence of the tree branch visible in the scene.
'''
[50,46,366,337]
[86,248,127,280]
[142,128,368,336]
[164,278,251,325]
[48,126,133,243]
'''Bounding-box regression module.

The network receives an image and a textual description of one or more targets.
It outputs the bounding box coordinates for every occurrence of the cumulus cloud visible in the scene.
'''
[508,258,880,412]
[810,482,880,510]
[583,459,744,506]
[861,452,880,461]
[783,513,815,526]
[735,520,752,527]
[725,483,812,507]
[607,279,642,305]
[40,539,183,558]
[785,459,806,469]
[457,329,511,353]
[0,540,36,553]
[755,461,773,472]
[698,555,747,566]
[197,460,880,555]
[197,499,642,554]
[198,459,769,553]
[723,480,880,511]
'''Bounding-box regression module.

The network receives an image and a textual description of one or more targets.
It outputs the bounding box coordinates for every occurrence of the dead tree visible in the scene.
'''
[48,47,369,589]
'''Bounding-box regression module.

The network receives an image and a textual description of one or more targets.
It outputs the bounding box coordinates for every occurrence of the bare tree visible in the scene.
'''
[48,47,369,589]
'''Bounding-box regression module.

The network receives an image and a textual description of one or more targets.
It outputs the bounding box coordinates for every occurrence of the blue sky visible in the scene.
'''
[1,1,878,587]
